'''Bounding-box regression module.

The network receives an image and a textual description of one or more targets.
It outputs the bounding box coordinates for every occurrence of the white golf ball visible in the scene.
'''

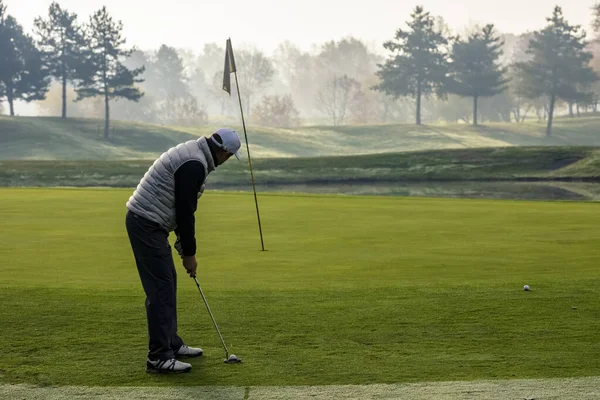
[524,285,530,291]
[229,354,237,359]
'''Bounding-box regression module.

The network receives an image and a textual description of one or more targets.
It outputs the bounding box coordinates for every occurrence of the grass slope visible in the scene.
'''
[1,115,600,160]
[1,147,599,188]
[1,188,599,387]
[0,116,197,160]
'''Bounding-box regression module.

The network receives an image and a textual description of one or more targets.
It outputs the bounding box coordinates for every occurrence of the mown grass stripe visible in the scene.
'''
[2,377,599,400]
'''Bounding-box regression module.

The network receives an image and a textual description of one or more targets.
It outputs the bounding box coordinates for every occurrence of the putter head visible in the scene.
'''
[224,354,242,364]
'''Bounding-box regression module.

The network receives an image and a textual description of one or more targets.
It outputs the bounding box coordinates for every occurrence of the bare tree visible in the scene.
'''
[253,94,300,128]
[316,75,361,126]
[236,48,274,115]
[157,93,207,126]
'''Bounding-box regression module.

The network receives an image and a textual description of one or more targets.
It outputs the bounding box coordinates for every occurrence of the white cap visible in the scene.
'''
[210,128,241,160]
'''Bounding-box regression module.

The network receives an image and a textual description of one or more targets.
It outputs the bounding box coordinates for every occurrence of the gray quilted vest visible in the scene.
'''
[126,137,216,232]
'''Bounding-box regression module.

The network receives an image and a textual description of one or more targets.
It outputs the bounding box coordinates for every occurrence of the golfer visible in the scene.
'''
[125,128,241,373]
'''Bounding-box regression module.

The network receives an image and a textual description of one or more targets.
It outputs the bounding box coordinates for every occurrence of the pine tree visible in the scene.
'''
[76,6,144,140]
[34,2,86,118]
[0,1,50,116]
[447,25,509,125]
[515,7,597,136]
[374,6,449,125]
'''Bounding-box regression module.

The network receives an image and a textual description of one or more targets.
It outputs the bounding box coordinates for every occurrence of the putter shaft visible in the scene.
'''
[193,277,230,358]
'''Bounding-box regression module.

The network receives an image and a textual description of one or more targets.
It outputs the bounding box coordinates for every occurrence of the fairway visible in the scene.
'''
[1,188,599,392]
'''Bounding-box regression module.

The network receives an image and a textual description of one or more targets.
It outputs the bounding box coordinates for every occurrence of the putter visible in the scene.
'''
[193,277,242,364]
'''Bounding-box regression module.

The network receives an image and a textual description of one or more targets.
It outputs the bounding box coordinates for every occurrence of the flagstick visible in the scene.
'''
[233,71,265,251]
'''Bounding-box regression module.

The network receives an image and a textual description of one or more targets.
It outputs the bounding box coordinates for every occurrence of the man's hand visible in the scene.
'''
[182,256,197,278]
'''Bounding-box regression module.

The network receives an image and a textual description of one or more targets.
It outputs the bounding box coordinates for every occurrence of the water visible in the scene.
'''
[221,181,600,201]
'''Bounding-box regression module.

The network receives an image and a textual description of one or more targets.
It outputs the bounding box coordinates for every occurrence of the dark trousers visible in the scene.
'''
[126,210,184,360]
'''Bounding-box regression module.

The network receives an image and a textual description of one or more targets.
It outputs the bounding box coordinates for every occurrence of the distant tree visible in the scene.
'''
[273,41,304,88]
[37,82,78,116]
[515,6,597,136]
[113,49,156,122]
[209,70,236,115]
[316,37,379,82]
[76,7,144,140]
[34,2,85,118]
[345,89,364,124]
[588,44,600,112]
[497,33,521,66]
[197,43,225,78]
[253,94,300,128]
[593,3,600,41]
[504,34,537,122]
[125,50,153,84]
[236,48,275,115]
[157,94,207,126]
[505,67,531,123]
[174,48,197,77]
[432,94,472,123]
[153,45,188,97]
[272,41,317,116]
[374,6,449,125]
[561,9,599,117]
[36,81,106,119]
[374,93,411,123]
[0,1,50,116]
[434,16,453,39]
[187,65,207,102]
[447,25,509,125]
[507,33,535,64]
[478,92,513,123]
[149,44,199,124]
[560,65,598,117]
[179,44,227,116]
[314,37,384,124]
[316,74,361,126]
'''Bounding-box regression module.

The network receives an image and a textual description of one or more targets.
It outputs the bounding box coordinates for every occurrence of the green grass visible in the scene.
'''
[1,188,599,387]
[2,115,600,160]
[1,147,599,188]
[0,116,198,160]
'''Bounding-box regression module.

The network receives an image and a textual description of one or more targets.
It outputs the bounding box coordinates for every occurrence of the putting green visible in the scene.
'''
[1,188,599,388]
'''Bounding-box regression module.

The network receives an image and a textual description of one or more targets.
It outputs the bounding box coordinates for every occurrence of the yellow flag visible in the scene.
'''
[222,38,237,95]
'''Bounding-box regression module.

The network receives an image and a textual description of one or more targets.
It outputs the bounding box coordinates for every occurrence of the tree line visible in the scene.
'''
[375,6,599,135]
[1,1,599,137]
[0,1,142,139]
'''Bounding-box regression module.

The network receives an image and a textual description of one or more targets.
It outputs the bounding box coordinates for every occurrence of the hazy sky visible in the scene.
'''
[5,0,597,55]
